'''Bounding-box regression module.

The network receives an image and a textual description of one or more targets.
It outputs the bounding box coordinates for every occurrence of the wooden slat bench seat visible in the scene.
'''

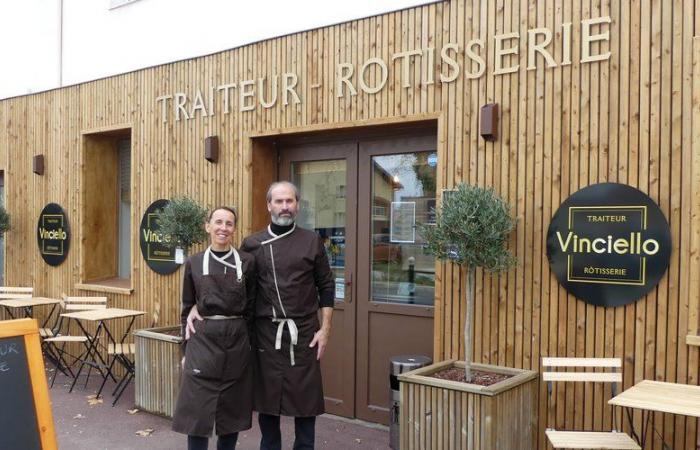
[45,335,88,343]
[107,343,135,355]
[545,430,640,449]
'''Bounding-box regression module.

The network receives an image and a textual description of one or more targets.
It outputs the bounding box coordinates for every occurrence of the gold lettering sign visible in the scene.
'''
[155,16,612,123]
[546,183,671,308]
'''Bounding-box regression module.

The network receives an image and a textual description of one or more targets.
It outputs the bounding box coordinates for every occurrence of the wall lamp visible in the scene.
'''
[204,136,219,163]
[33,154,45,175]
[480,103,499,141]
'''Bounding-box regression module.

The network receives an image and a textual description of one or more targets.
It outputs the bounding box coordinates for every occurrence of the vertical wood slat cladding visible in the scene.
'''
[0,1,699,447]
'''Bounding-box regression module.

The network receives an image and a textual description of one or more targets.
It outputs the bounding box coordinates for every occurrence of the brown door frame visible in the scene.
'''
[277,130,437,423]
[279,141,358,418]
[355,135,436,424]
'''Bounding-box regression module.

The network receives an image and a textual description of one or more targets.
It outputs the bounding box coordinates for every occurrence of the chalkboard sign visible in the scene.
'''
[0,319,57,449]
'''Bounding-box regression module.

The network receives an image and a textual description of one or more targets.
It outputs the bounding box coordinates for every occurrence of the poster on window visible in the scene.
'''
[390,202,416,243]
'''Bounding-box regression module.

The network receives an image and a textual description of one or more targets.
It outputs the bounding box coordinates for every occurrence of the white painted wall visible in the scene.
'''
[0,0,436,100]
[0,0,61,99]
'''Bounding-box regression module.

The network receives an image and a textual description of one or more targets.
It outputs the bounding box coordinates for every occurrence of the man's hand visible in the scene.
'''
[309,327,330,360]
[185,305,203,339]
[309,306,333,360]
[181,357,186,370]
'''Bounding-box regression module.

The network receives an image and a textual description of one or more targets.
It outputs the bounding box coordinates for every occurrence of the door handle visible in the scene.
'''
[344,272,352,303]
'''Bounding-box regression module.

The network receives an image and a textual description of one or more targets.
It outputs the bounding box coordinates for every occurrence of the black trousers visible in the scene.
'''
[258,413,316,450]
[187,432,238,450]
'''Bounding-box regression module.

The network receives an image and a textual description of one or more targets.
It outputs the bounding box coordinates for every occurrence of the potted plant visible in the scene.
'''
[0,205,10,236]
[398,183,538,449]
[156,196,208,264]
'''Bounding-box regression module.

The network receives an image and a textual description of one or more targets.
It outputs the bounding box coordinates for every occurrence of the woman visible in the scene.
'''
[172,206,256,450]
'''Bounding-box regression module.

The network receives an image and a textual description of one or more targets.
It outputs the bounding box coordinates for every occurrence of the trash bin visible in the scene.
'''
[390,355,432,449]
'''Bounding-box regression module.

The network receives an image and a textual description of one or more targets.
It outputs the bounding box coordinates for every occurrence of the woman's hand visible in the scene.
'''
[185,305,204,339]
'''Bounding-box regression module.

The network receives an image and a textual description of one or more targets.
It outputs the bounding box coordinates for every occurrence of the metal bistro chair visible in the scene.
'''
[542,357,640,450]
[0,286,33,299]
[44,295,107,389]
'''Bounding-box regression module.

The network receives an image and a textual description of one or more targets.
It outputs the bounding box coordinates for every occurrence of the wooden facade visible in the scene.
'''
[1,1,700,448]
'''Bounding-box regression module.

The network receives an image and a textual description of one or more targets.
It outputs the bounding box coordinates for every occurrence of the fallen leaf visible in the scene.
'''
[135,428,154,437]
[86,396,103,406]
[127,408,139,415]
[72,414,85,419]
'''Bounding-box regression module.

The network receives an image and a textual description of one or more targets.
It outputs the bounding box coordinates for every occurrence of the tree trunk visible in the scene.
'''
[464,265,475,382]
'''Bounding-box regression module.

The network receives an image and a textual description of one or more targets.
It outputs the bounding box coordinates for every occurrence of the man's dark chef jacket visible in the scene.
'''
[172,247,256,437]
[241,224,335,417]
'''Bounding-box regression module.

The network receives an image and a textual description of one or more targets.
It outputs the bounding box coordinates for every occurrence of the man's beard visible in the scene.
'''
[271,211,295,226]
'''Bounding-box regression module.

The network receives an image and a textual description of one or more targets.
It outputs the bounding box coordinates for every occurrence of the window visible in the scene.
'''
[370,152,436,306]
[117,140,131,279]
[79,128,132,293]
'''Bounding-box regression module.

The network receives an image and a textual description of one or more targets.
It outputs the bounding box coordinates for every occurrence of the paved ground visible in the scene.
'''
[48,369,391,450]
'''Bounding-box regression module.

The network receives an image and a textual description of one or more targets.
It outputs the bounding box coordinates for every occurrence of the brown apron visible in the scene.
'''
[254,313,324,417]
[172,248,253,436]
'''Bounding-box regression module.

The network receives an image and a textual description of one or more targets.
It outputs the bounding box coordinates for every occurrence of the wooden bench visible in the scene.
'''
[542,357,640,450]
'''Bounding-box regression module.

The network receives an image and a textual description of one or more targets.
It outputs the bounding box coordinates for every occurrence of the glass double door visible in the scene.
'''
[279,135,436,424]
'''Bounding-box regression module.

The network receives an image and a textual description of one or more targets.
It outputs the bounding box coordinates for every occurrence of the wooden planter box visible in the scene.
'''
[133,326,183,418]
[398,359,538,450]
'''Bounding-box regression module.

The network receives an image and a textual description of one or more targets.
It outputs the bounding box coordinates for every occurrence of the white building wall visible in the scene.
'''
[0,0,61,99]
[0,0,435,100]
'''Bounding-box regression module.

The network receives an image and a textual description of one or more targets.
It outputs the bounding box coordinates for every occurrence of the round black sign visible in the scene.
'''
[139,199,179,275]
[546,183,671,307]
[37,203,70,266]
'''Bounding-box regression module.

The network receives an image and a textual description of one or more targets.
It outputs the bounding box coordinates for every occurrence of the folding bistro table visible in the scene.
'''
[0,297,62,359]
[608,379,700,447]
[60,308,145,405]
[0,296,60,322]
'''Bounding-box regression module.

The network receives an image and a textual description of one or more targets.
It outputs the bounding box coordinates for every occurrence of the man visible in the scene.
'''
[188,181,334,450]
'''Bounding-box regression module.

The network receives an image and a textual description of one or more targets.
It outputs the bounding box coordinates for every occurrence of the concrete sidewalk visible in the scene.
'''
[48,370,390,450]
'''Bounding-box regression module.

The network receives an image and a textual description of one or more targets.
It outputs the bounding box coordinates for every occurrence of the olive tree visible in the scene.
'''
[421,184,516,381]
[156,197,208,261]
